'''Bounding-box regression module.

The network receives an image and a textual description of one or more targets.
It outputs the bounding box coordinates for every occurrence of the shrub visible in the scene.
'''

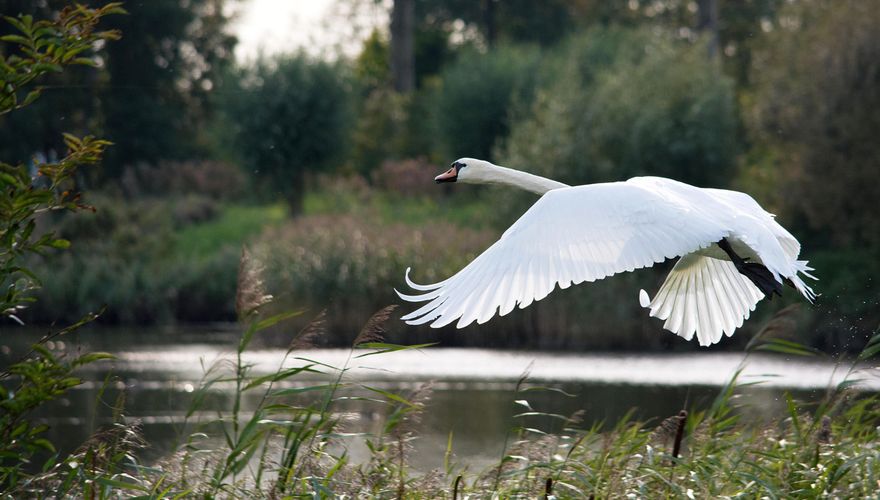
[500,28,740,188]
[226,55,353,213]
[29,198,284,324]
[432,44,542,161]
[371,158,442,197]
[118,160,248,200]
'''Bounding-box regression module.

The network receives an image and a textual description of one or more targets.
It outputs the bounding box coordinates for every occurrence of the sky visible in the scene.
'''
[231,0,388,62]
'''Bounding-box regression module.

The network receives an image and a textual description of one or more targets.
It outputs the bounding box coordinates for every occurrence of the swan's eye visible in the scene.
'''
[453,161,467,172]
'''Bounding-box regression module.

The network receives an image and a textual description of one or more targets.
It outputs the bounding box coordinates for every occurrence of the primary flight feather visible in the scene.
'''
[397,158,816,346]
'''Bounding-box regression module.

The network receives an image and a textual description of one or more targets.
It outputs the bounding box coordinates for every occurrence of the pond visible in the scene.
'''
[5,326,877,473]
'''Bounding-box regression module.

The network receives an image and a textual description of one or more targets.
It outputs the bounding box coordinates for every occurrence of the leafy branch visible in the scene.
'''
[0,3,125,115]
[0,3,124,324]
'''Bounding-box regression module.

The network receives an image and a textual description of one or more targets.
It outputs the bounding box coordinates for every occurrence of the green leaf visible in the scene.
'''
[354,342,438,358]
[754,339,821,357]
[72,351,115,367]
[31,63,62,74]
[857,329,880,360]
[271,383,339,397]
[33,438,56,453]
[20,88,40,107]
[243,364,323,390]
[94,477,148,492]
[836,378,863,392]
[253,309,304,331]
[48,238,70,249]
[0,34,31,45]
[71,57,97,67]
[520,385,577,397]
[361,385,417,408]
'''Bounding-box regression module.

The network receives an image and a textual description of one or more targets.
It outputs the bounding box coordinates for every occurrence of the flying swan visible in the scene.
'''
[396,158,817,346]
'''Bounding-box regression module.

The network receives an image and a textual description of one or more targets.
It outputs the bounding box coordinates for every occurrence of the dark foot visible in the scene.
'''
[716,238,783,299]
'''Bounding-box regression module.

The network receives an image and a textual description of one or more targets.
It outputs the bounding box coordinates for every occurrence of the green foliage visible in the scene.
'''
[0,135,110,323]
[0,6,126,495]
[0,3,124,115]
[432,44,541,161]
[501,28,740,188]
[414,0,580,47]
[13,326,880,498]
[354,29,390,92]
[749,0,880,249]
[0,5,121,324]
[31,196,285,324]
[227,55,353,212]
[98,0,237,178]
[350,88,417,174]
[0,319,113,494]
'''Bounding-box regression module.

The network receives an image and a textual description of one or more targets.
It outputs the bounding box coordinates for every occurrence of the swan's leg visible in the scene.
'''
[716,238,783,298]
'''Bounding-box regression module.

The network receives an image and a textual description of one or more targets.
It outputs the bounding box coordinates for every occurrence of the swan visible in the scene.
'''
[396,158,817,346]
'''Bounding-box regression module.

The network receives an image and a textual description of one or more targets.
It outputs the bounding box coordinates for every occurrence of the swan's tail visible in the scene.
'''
[639,254,764,347]
[789,260,818,303]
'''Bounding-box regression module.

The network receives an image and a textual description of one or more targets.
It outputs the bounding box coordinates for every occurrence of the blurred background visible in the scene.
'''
[1,0,878,352]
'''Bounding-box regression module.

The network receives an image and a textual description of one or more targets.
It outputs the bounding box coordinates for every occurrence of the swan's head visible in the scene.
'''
[434,158,494,185]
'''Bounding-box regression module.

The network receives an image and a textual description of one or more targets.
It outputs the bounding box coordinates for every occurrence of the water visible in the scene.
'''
[5,326,878,473]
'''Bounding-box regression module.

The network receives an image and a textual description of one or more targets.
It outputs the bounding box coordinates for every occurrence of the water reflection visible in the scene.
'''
[5,326,875,473]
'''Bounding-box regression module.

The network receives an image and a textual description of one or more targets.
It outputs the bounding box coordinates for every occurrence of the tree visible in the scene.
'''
[501,28,740,188]
[696,0,719,59]
[0,6,120,489]
[0,0,236,181]
[98,0,236,178]
[750,0,880,248]
[390,0,415,92]
[228,56,352,214]
[433,44,541,161]
[0,3,122,323]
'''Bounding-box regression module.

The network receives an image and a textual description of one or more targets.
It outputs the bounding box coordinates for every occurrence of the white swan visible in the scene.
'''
[396,158,817,346]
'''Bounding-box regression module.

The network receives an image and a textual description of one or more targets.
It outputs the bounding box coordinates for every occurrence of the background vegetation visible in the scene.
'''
[2,0,878,351]
[2,2,880,497]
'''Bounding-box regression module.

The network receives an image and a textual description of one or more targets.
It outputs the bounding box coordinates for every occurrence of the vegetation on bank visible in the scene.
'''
[3,0,873,350]
[3,3,880,500]
[6,280,880,497]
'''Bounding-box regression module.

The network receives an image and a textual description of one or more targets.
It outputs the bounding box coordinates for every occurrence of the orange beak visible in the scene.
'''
[435,167,457,183]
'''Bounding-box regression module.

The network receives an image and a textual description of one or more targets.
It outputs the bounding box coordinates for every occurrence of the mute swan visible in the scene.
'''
[396,158,817,346]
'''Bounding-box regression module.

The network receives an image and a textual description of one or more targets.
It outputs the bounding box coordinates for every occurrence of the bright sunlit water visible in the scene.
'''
[7,326,879,473]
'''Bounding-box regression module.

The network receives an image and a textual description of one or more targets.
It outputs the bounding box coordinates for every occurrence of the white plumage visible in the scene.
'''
[397,158,816,346]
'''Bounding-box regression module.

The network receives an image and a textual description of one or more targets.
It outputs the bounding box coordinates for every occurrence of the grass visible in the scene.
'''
[6,250,880,498]
[174,203,288,258]
[302,181,500,230]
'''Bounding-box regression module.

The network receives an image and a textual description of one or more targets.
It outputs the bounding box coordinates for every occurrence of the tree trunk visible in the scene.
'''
[390,0,415,93]
[483,0,496,48]
[285,168,306,216]
[697,0,720,60]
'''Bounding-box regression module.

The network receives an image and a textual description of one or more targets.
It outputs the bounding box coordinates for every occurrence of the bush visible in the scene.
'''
[749,0,880,248]
[349,88,417,174]
[500,28,740,188]
[432,44,542,161]
[118,160,248,200]
[370,158,443,197]
[254,213,495,339]
[28,197,284,324]
[225,55,353,213]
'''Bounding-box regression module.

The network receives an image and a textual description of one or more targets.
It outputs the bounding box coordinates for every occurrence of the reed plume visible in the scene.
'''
[353,305,398,346]
[288,309,327,350]
[235,246,273,321]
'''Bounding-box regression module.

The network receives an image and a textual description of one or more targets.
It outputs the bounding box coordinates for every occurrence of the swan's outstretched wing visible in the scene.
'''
[397,182,730,329]
[639,254,763,347]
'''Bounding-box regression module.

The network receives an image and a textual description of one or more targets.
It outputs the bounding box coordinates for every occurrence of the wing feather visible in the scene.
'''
[642,254,764,346]
[399,182,729,329]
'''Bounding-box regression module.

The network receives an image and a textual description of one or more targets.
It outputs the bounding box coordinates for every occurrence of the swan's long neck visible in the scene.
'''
[484,164,569,195]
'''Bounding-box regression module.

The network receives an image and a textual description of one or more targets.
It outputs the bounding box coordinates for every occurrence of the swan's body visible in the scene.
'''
[397,158,816,346]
